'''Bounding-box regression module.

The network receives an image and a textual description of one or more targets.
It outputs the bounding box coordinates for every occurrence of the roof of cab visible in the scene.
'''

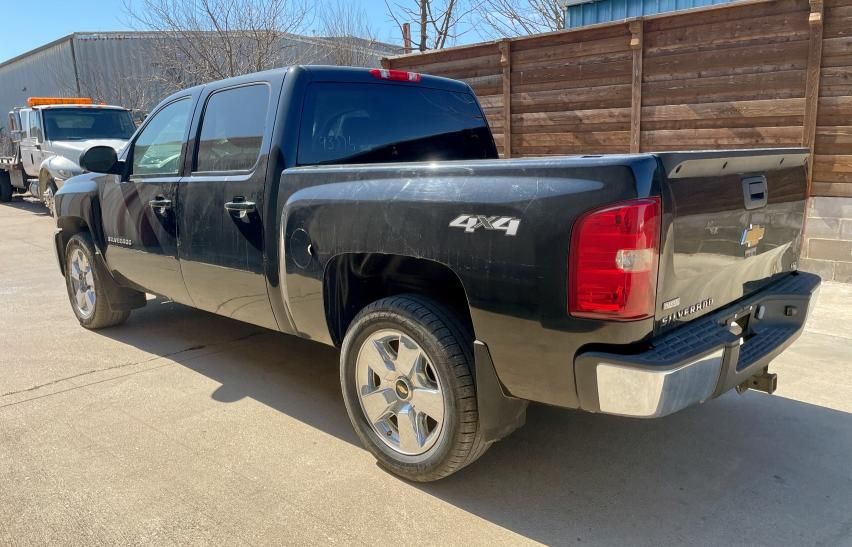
[156,65,472,106]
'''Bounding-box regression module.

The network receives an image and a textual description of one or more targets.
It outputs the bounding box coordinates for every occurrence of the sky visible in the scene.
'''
[0,0,446,63]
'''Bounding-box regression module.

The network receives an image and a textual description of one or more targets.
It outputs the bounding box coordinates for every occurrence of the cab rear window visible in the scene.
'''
[297,83,497,166]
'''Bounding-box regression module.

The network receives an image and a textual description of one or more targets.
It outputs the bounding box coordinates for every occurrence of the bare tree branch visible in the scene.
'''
[475,0,565,37]
[317,0,382,67]
[123,0,313,92]
[385,0,478,51]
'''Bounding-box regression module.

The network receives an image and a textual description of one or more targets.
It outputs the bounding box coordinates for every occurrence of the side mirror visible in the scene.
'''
[80,146,120,174]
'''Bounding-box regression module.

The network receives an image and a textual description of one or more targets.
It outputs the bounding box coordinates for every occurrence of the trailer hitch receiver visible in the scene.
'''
[736,368,777,395]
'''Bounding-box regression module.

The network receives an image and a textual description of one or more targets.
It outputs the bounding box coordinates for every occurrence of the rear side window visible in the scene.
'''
[297,83,497,166]
[196,84,269,172]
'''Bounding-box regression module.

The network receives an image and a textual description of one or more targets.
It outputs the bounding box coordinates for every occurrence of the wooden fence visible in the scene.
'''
[382,0,852,198]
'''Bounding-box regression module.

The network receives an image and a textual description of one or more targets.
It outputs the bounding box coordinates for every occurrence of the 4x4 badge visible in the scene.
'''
[449,215,520,236]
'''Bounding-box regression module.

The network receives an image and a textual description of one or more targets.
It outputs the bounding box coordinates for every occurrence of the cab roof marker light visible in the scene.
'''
[27,97,93,107]
[369,69,422,82]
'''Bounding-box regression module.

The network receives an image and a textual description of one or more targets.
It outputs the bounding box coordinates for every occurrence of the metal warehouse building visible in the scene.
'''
[0,31,397,137]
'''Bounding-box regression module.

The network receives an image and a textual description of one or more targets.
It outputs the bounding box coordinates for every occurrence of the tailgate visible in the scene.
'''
[654,149,809,333]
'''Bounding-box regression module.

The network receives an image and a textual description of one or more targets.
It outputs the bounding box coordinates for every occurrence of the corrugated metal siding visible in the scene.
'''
[73,34,168,114]
[0,38,77,136]
[0,32,399,134]
[566,0,735,27]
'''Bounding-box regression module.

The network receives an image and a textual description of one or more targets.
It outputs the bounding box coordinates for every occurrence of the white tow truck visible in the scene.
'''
[0,97,135,214]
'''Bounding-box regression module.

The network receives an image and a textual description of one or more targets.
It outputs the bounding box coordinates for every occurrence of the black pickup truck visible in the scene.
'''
[54,66,820,481]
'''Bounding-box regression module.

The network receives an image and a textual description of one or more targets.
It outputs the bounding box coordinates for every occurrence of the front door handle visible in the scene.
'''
[224,199,256,219]
[149,197,172,215]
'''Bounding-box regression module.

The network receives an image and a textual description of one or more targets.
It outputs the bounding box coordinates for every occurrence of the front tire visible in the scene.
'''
[43,180,58,217]
[340,294,490,482]
[64,233,130,329]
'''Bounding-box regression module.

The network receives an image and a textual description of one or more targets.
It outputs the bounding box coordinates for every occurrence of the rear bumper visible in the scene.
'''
[575,272,821,418]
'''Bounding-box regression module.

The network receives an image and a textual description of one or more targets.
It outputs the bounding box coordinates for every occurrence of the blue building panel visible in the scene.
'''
[566,0,735,28]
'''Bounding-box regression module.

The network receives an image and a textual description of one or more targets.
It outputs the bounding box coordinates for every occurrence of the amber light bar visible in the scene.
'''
[27,97,93,107]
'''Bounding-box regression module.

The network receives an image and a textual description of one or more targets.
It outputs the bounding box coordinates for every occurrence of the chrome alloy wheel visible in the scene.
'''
[43,185,56,217]
[69,248,96,319]
[355,329,446,456]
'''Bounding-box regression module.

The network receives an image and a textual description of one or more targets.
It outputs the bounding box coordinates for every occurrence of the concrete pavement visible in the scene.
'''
[1,197,851,546]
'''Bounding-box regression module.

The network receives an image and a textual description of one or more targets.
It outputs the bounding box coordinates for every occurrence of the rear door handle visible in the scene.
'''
[224,199,256,219]
[149,197,172,215]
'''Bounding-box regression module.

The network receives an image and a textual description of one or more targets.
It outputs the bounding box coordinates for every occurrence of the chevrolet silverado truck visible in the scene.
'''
[54,66,820,481]
[0,97,135,214]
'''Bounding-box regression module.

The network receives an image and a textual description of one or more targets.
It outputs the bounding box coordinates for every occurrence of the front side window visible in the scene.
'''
[131,99,192,178]
[28,112,43,141]
[297,83,497,166]
[42,109,136,141]
[195,84,269,173]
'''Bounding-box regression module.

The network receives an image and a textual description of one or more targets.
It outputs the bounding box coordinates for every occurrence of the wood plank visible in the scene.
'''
[641,127,803,148]
[814,154,852,172]
[512,144,629,156]
[512,108,631,126]
[641,70,806,106]
[643,116,804,131]
[824,4,852,37]
[643,41,809,82]
[630,20,643,153]
[812,181,852,196]
[642,98,806,121]
[643,0,807,32]
[815,126,852,154]
[500,40,512,158]
[644,12,809,57]
[509,24,629,53]
[511,73,633,94]
[512,51,633,73]
[512,84,632,113]
[802,0,825,198]
[514,132,630,147]
[512,58,632,87]
[817,96,852,124]
[394,55,502,78]
[513,121,630,134]
[386,42,499,67]
[511,36,630,65]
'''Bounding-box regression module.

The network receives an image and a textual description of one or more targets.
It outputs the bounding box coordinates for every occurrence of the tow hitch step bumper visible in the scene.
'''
[574,272,820,418]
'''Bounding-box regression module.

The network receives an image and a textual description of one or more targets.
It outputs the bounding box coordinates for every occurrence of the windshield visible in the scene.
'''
[42,108,136,141]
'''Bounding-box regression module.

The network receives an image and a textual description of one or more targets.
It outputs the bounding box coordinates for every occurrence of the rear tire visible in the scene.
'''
[0,172,12,203]
[64,233,130,329]
[340,294,490,482]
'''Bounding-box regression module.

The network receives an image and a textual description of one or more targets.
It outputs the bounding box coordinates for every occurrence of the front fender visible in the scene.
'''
[55,172,106,255]
[41,155,83,190]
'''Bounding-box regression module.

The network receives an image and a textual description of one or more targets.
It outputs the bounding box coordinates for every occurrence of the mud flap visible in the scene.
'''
[474,340,528,443]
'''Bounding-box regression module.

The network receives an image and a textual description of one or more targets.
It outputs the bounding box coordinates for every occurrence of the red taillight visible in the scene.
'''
[569,197,661,321]
[369,68,422,82]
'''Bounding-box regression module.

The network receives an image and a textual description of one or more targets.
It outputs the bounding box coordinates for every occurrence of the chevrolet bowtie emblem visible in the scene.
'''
[741,224,765,248]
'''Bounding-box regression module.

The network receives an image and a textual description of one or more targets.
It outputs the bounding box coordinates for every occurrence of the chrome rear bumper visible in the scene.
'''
[575,272,820,418]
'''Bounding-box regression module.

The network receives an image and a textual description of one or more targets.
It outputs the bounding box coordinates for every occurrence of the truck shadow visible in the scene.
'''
[1,196,49,215]
[98,299,852,546]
